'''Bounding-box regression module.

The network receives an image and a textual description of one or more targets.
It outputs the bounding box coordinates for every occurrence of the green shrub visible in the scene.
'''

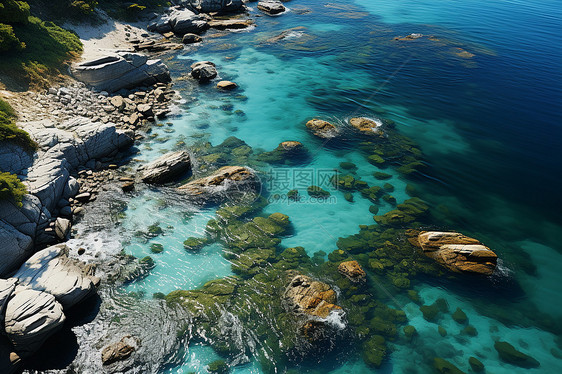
[0,23,25,51]
[0,97,36,150]
[0,172,27,207]
[69,0,98,16]
[0,0,31,24]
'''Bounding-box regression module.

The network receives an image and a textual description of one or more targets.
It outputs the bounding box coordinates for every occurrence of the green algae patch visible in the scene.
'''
[374,171,392,180]
[438,325,447,337]
[461,325,477,336]
[420,298,448,322]
[362,335,386,368]
[183,237,209,251]
[494,341,540,368]
[207,359,229,374]
[150,243,164,254]
[403,325,417,339]
[307,185,331,198]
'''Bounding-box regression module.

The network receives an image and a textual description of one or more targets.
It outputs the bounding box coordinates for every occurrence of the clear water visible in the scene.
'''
[58,0,562,373]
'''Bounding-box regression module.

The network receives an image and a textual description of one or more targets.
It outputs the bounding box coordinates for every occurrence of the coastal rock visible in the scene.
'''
[257,1,286,15]
[338,260,367,282]
[182,33,202,44]
[349,117,383,135]
[139,151,192,184]
[178,166,259,202]
[54,217,71,240]
[278,141,303,151]
[216,80,238,90]
[306,119,338,138]
[494,341,540,368]
[148,8,209,35]
[13,244,100,309]
[4,284,65,357]
[178,0,244,13]
[191,61,218,82]
[208,19,254,30]
[71,53,171,93]
[284,274,342,319]
[417,231,498,275]
[101,335,140,365]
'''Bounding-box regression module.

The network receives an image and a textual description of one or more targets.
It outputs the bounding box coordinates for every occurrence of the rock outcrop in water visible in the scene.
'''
[416,231,498,275]
[284,274,342,319]
[338,260,367,282]
[306,119,338,139]
[101,335,141,366]
[0,244,99,373]
[257,1,286,15]
[71,53,170,93]
[139,151,192,184]
[178,166,259,202]
[349,117,384,135]
[190,61,218,82]
[179,0,244,13]
[148,8,209,35]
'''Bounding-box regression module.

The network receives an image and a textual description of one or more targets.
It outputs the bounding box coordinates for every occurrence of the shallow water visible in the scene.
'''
[46,0,562,373]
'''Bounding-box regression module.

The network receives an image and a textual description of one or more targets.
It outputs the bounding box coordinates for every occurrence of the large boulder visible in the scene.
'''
[179,0,244,13]
[178,166,259,202]
[349,117,383,135]
[3,284,65,357]
[71,53,170,93]
[257,1,286,15]
[13,244,100,309]
[148,8,209,35]
[417,231,498,275]
[139,151,191,184]
[190,61,218,82]
[338,261,366,282]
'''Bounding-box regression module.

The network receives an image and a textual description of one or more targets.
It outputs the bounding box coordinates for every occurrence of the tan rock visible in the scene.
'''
[284,274,341,318]
[101,335,140,365]
[306,119,338,138]
[217,80,238,90]
[349,117,383,134]
[338,260,366,282]
[417,231,498,275]
[278,141,303,151]
[178,166,258,201]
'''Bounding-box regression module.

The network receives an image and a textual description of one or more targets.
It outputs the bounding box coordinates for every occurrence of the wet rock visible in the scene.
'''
[139,151,191,184]
[257,141,307,164]
[284,274,342,319]
[417,231,498,275]
[178,166,259,202]
[183,0,244,13]
[13,244,99,309]
[121,181,135,192]
[209,19,254,30]
[306,119,338,138]
[182,33,202,44]
[71,53,170,93]
[338,260,366,282]
[494,341,540,368]
[349,117,383,135]
[216,80,238,90]
[190,61,218,82]
[258,1,286,15]
[101,335,140,365]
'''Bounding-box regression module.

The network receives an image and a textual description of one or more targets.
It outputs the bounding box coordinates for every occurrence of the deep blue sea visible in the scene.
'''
[58,0,562,373]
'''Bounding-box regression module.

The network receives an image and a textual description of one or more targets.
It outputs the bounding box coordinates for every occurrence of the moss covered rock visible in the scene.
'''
[452,307,468,324]
[468,356,484,372]
[362,335,386,368]
[494,341,540,368]
[150,243,164,253]
[433,357,465,374]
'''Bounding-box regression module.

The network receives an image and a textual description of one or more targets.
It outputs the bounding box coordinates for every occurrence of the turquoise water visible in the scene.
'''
[61,0,562,373]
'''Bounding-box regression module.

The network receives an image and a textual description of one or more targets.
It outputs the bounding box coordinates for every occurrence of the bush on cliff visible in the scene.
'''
[0,172,27,207]
[0,97,37,150]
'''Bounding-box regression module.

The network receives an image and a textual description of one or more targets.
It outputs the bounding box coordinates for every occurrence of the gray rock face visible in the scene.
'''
[257,1,286,15]
[71,53,170,93]
[13,244,100,309]
[179,0,244,13]
[0,118,133,277]
[3,284,65,357]
[190,61,218,82]
[148,8,209,35]
[182,33,203,44]
[0,143,34,174]
[139,151,191,184]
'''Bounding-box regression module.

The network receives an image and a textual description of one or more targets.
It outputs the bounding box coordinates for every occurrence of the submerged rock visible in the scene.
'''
[190,61,218,82]
[494,341,540,368]
[417,231,498,275]
[338,261,366,282]
[257,141,307,164]
[178,166,259,202]
[216,80,238,90]
[433,357,465,374]
[71,53,170,93]
[182,33,202,44]
[209,19,254,30]
[139,151,191,184]
[257,1,286,15]
[101,335,140,365]
[306,119,338,139]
